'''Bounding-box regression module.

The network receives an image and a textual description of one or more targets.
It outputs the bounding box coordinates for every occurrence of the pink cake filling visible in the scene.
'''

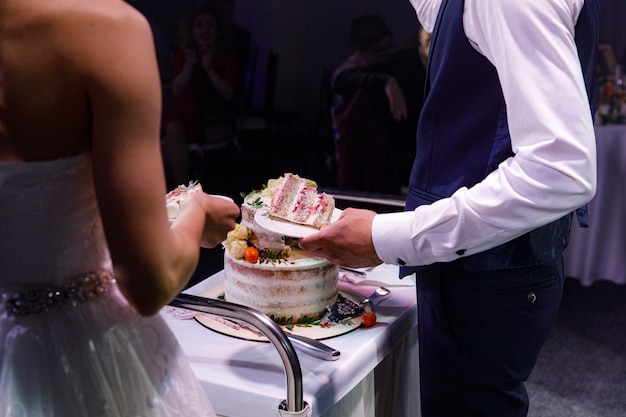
[270,173,334,228]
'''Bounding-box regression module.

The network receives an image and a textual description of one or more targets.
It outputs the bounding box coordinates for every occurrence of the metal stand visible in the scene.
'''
[169,293,305,413]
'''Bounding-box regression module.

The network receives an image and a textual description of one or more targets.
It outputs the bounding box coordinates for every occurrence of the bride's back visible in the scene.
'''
[0,0,150,161]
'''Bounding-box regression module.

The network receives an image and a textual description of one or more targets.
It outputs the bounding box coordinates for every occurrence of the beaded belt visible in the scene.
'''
[2,270,115,317]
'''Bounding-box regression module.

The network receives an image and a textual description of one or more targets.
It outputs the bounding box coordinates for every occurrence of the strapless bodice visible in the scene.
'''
[0,154,216,416]
[0,153,111,288]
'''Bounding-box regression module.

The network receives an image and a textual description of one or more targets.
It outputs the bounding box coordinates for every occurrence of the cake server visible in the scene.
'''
[338,266,367,276]
[362,287,391,315]
[213,316,341,361]
[363,287,391,304]
[220,318,341,361]
[171,309,341,361]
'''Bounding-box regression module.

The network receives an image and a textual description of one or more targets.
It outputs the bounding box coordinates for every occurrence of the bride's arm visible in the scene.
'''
[80,5,239,316]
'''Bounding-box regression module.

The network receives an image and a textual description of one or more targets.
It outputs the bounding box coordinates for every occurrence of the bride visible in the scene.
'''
[0,0,240,415]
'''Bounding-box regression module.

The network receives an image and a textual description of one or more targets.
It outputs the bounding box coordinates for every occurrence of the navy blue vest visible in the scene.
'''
[401,0,599,274]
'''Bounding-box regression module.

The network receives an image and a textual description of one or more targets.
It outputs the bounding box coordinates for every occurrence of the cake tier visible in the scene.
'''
[241,201,287,251]
[223,251,338,322]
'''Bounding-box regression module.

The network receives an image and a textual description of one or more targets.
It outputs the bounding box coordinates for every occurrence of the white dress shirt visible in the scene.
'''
[373,0,596,267]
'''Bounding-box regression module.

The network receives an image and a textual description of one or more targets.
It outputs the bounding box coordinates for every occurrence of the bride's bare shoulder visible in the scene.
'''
[59,0,150,39]
[0,0,155,159]
[0,0,150,44]
[1,0,145,24]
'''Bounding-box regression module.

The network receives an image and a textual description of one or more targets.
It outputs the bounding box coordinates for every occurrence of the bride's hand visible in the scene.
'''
[199,194,240,248]
[179,193,240,248]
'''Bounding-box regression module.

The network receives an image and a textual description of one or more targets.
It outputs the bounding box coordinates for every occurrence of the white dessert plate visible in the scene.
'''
[194,285,362,342]
[209,194,235,203]
[254,208,342,238]
[168,194,233,224]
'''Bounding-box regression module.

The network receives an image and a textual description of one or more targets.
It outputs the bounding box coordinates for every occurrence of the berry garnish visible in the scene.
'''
[362,311,377,327]
[244,247,259,263]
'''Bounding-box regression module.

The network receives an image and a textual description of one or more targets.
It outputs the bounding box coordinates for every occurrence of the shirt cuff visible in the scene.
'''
[372,211,422,266]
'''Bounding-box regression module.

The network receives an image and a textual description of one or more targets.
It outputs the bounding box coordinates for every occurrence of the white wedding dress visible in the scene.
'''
[0,153,216,417]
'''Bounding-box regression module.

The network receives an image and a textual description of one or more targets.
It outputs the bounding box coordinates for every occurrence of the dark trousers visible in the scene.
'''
[417,258,565,417]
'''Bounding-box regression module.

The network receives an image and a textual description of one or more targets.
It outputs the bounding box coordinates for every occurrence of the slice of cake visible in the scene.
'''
[166,181,202,221]
[269,173,335,228]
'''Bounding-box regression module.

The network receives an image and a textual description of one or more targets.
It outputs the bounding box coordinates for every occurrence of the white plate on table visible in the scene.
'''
[254,208,342,238]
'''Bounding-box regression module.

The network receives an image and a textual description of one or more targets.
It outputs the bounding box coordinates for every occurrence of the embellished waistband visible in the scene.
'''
[2,270,115,317]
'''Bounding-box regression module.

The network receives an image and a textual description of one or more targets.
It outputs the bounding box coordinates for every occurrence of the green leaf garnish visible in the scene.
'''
[258,248,290,263]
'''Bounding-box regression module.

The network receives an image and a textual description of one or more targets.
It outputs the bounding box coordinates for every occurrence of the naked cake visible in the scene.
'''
[222,174,338,323]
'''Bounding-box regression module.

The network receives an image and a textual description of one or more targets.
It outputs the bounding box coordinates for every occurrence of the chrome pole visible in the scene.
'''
[169,293,304,413]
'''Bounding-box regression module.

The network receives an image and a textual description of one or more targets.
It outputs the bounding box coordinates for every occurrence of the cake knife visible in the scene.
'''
[338,266,367,276]
[219,316,341,361]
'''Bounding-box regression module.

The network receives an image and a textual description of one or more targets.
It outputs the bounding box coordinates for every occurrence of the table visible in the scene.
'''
[162,265,420,417]
[563,125,626,285]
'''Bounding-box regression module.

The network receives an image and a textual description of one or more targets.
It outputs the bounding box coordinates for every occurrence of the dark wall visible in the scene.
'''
[230,1,421,132]
[128,0,626,136]
[127,0,423,134]
[599,0,626,65]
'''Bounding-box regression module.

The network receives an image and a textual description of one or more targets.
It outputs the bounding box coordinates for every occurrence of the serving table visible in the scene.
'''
[161,264,420,417]
[564,125,626,285]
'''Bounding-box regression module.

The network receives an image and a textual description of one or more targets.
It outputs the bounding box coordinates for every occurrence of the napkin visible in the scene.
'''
[339,263,415,287]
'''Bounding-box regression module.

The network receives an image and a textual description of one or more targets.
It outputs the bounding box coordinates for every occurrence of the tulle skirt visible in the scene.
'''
[0,285,215,417]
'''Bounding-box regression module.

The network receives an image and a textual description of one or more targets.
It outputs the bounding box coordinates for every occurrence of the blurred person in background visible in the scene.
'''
[332,13,426,195]
[161,4,240,190]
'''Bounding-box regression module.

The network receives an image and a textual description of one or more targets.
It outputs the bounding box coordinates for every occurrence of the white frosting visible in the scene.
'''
[165,182,202,221]
[166,201,180,220]
[223,251,338,320]
[222,175,339,321]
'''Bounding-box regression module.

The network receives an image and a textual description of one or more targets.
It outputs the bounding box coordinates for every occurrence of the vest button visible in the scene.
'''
[528,292,537,303]
[455,249,466,256]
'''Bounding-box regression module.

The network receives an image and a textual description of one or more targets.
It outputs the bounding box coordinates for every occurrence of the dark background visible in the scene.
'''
[128,0,626,142]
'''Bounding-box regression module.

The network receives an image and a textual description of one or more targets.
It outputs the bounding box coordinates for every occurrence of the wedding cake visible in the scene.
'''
[222,174,338,324]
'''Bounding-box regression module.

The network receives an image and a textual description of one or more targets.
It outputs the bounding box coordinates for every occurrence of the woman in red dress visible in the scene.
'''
[162,5,240,187]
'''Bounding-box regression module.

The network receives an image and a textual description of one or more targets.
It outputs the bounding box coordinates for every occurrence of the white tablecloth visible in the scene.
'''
[563,125,626,285]
[161,265,420,417]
